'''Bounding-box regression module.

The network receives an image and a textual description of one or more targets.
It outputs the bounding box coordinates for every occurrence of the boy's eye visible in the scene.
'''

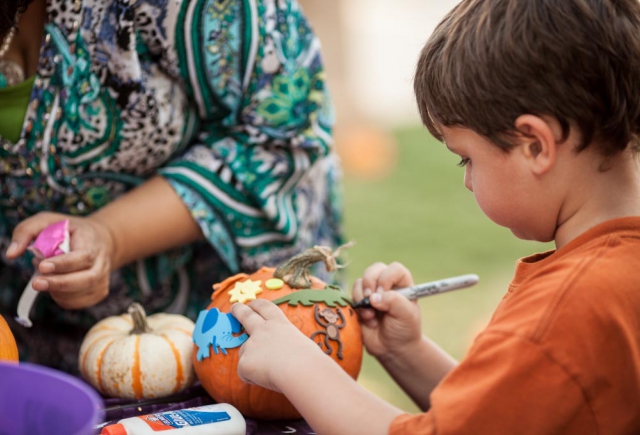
[457,158,471,167]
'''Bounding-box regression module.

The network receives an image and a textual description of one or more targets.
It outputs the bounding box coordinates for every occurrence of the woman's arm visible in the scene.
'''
[7,176,203,309]
[89,176,203,270]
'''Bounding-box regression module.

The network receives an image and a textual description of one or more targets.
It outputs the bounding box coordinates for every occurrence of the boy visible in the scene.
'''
[231,0,640,433]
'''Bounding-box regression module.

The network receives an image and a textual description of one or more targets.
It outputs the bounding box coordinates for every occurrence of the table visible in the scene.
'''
[100,384,315,435]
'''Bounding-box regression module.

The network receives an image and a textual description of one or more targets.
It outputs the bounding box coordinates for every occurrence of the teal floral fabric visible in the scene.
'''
[0,0,342,373]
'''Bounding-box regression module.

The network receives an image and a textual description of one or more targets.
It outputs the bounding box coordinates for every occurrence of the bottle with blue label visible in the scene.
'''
[100,403,246,435]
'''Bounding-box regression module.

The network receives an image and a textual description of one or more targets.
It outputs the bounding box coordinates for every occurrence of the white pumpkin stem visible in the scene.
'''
[128,303,152,335]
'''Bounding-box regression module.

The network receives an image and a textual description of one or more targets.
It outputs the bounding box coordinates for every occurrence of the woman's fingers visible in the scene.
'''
[43,260,110,310]
[33,269,97,293]
[7,212,66,259]
[38,249,95,274]
[32,250,109,304]
[49,286,109,310]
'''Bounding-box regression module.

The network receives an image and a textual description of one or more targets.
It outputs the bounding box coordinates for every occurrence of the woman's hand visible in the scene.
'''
[231,299,325,393]
[352,262,423,360]
[6,212,116,310]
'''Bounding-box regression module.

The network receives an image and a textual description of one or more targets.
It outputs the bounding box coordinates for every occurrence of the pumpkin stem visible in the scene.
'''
[128,303,152,335]
[274,241,355,288]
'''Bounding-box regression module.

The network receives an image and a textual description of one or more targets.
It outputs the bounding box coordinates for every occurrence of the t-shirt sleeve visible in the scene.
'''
[389,331,597,435]
[156,0,336,272]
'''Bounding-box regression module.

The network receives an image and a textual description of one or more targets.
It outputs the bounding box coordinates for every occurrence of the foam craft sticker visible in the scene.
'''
[270,286,352,307]
[15,219,70,327]
[309,305,346,359]
[192,244,363,421]
[193,308,248,360]
[228,279,263,304]
[265,278,284,290]
[271,286,351,360]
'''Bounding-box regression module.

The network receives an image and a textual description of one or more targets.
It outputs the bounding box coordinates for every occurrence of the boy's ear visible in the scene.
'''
[513,115,559,176]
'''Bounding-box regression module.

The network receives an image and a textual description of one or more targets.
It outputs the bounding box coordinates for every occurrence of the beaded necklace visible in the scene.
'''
[0,12,25,89]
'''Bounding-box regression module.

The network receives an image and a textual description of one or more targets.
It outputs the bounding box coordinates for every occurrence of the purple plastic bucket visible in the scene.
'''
[0,361,104,435]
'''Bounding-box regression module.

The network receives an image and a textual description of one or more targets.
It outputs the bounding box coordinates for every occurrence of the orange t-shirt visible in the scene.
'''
[390,217,640,434]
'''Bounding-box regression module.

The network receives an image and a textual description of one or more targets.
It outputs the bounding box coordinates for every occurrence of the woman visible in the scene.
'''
[0,0,341,374]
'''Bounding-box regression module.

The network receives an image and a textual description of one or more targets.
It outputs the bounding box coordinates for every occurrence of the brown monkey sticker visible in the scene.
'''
[310,305,346,359]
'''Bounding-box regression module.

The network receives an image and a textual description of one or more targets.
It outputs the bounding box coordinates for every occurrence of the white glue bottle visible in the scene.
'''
[100,403,246,435]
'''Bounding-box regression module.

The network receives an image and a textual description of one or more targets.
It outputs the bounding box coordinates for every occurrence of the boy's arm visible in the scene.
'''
[232,299,405,435]
[357,284,458,411]
[277,349,405,435]
[376,335,457,411]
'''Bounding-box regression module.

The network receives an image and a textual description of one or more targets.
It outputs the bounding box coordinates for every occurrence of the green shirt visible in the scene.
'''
[0,75,36,143]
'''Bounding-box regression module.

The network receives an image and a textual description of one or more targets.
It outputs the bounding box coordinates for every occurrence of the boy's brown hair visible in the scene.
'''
[415,0,640,155]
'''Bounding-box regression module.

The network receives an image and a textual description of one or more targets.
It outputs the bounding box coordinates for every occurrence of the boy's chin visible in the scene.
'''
[509,227,554,244]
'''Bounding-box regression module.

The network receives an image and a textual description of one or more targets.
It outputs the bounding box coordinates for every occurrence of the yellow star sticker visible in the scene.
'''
[228,279,263,304]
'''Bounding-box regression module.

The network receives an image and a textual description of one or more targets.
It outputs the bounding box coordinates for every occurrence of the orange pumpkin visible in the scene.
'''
[193,246,362,420]
[0,314,19,362]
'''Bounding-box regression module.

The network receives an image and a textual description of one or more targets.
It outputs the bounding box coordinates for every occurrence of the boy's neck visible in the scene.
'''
[554,149,640,249]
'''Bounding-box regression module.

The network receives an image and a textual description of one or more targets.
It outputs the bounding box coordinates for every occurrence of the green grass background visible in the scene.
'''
[342,126,551,412]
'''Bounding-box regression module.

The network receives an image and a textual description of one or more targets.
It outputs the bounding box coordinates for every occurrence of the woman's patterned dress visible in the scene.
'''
[0,0,342,374]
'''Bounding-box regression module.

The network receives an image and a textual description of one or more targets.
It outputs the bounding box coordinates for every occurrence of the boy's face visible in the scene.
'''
[439,125,556,242]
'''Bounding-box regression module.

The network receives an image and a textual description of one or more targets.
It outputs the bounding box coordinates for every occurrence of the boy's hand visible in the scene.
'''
[232,299,325,392]
[352,262,423,359]
[7,212,116,310]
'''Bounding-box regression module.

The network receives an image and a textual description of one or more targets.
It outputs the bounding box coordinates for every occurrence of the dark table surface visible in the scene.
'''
[98,383,315,435]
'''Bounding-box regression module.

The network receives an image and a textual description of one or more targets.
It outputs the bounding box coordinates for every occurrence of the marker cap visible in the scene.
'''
[101,423,127,435]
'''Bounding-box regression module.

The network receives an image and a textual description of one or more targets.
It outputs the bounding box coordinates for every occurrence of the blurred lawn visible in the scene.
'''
[342,125,551,413]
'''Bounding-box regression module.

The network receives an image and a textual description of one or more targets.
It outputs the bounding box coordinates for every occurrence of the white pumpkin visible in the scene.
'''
[79,303,196,399]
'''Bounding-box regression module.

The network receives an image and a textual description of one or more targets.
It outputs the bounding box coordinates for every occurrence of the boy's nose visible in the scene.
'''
[464,167,473,192]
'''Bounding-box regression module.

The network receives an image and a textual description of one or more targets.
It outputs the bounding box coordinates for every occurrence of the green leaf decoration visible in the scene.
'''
[272,286,354,307]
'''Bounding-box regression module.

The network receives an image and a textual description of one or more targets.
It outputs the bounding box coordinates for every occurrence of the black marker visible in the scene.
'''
[352,274,479,309]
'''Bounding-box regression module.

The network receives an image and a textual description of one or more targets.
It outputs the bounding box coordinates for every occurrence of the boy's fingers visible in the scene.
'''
[369,290,414,318]
[362,262,388,296]
[377,262,414,291]
[362,318,379,329]
[357,307,377,321]
[352,278,364,301]
[247,299,286,321]
[232,303,266,333]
